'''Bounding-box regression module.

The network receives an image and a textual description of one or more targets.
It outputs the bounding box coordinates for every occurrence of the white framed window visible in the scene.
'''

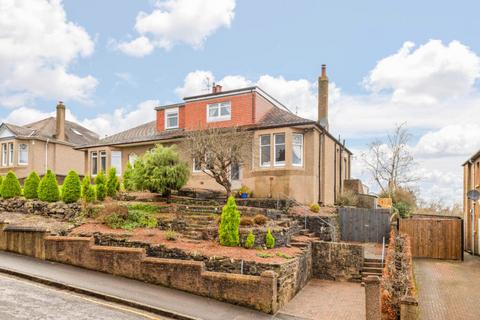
[111,151,122,175]
[259,135,271,167]
[91,152,98,175]
[128,153,138,167]
[292,133,303,167]
[2,144,6,167]
[207,101,231,122]
[274,133,285,167]
[8,142,13,166]
[165,108,179,129]
[18,143,28,165]
[100,151,107,172]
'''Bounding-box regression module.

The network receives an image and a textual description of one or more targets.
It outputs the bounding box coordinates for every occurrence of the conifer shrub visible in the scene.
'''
[123,162,135,191]
[106,167,119,197]
[218,196,241,246]
[38,170,60,202]
[0,176,3,195]
[94,170,107,201]
[24,171,40,199]
[265,229,276,249]
[81,176,96,203]
[244,231,255,249]
[1,171,22,199]
[62,170,81,203]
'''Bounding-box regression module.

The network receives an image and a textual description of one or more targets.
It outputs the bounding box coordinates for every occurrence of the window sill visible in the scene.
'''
[207,117,231,123]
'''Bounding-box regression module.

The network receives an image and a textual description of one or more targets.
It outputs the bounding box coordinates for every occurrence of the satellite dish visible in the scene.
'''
[467,189,480,201]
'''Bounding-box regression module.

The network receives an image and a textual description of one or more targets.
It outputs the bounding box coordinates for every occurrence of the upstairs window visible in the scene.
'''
[91,152,98,175]
[100,151,107,172]
[292,134,303,166]
[111,151,122,175]
[274,133,285,166]
[259,135,271,167]
[18,144,28,165]
[165,108,179,129]
[207,102,231,122]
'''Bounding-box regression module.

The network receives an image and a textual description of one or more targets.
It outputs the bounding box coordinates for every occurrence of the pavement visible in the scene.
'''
[0,273,167,320]
[0,251,273,320]
[277,279,365,320]
[414,254,480,320]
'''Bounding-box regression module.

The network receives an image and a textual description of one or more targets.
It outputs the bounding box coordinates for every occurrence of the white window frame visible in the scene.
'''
[91,152,98,176]
[274,133,286,167]
[292,133,304,167]
[259,135,271,168]
[128,153,138,167]
[164,107,179,129]
[18,143,28,165]
[2,143,6,167]
[100,151,107,173]
[207,101,231,122]
[8,142,13,166]
[111,151,122,176]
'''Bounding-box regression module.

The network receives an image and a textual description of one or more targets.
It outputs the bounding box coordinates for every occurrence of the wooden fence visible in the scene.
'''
[339,208,391,243]
[399,216,463,260]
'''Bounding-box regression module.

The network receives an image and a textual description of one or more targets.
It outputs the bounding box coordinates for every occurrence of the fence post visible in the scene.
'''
[400,296,418,320]
[364,275,381,320]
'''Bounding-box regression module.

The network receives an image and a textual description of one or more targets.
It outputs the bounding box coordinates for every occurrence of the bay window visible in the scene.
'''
[274,133,285,166]
[165,108,179,129]
[91,152,98,175]
[100,151,107,172]
[8,143,13,165]
[18,143,28,165]
[292,133,303,166]
[111,151,122,175]
[2,144,6,166]
[259,135,271,167]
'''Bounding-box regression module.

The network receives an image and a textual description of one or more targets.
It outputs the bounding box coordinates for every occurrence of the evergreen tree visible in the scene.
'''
[24,171,41,199]
[244,231,255,249]
[123,162,135,191]
[62,170,81,203]
[265,229,276,249]
[106,167,119,197]
[38,170,60,202]
[0,171,22,199]
[81,176,96,203]
[218,196,240,246]
[94,170,107,201]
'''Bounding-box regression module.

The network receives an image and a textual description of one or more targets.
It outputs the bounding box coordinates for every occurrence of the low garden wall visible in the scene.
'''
[0,198,81,220]
[312,241,364,282]
[0,221,281,313]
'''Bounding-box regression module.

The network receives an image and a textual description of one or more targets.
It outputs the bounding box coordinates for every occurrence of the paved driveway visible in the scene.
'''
[414,254,480,320]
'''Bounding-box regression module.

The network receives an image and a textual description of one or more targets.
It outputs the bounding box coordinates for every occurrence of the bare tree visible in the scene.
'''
[184,126,252,196]
[362,123,418,195]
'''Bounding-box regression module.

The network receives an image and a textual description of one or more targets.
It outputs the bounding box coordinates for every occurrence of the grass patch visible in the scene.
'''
[256,252,274,259]
[276,252,294,259]
[127,203,160,213]
[104,204,158,230]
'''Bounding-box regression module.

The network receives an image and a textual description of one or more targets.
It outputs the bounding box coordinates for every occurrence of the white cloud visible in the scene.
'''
[117,0,235,56]
[0,0,97,107]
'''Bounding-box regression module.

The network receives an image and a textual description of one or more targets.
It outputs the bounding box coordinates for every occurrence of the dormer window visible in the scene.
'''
[165,108,179,129]
[207,102,231,122]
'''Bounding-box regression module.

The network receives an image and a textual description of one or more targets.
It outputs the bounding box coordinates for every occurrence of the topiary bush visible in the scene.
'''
[218,196,241,246]
[38,170,60,202]
[94,170,107,201]
[24,171,40,199]
[0,171,22,199]
[310,203,320,213]
[81,176,96,203]
[265,229,275,249]
[245,231,255,249]
[62,170,81,203]
[106,167,119,197]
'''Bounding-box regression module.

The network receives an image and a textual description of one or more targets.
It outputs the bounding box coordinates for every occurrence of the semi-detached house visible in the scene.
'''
[77,66,352,205]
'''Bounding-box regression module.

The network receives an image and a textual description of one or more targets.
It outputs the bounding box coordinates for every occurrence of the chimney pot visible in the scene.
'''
[216,84,222,92]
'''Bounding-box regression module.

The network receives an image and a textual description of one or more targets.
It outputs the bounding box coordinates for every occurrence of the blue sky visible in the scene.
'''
[2,0,480,205]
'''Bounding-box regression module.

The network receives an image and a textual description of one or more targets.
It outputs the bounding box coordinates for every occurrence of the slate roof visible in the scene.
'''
[257,106,315,127]
[2,117,99,146]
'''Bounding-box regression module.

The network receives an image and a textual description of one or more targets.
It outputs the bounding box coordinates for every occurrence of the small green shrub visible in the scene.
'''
[62,171,81,203]
[256,252,273,259]
[310,203,320,213]
[106,167,119,197]
[218,196,241,246]
[165,230,178,241]
[393,201,412,218]
[265,229,275,249]
[104,208,157,230]
[240,216,254,226]
[38,170,60,202]
[94,171,107,201]
[244,231,255,249]
[24,171,40,199]
[276,252,293,259]
[0,171,22,199]
[253,214,268,225]
[123,162,135,191]
[81,176,96,203]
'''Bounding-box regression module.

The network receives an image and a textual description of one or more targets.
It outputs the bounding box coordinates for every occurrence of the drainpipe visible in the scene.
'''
[45,138,49,173]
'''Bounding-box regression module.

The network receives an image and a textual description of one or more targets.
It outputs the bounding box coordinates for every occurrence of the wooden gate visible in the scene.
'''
[399,216,463,260]
[339,208,391,243]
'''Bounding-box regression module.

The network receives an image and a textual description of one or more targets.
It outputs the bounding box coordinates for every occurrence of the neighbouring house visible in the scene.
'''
[77,66,352,205]
[463,150,480,255]
[0,102,99,181]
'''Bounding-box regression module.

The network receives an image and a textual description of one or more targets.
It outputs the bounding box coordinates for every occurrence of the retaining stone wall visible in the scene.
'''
[0,198,81,220]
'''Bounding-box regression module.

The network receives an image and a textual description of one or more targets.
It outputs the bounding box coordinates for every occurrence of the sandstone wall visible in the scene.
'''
[0,198,81,220]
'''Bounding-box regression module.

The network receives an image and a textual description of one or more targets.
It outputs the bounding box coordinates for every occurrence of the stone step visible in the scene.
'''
[364,262,384,269]
[364,258,383,263]
[361,271,383,278]
[362,267,383,274]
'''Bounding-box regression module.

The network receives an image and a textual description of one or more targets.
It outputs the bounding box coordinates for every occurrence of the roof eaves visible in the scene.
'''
[155,102,185,111]
[183,86,257,101]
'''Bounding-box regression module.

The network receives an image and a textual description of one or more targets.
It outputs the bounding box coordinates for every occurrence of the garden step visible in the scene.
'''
[364,258,383,263]
[361,271,383,278]
[362,267,383,274]
[364,262,384,269]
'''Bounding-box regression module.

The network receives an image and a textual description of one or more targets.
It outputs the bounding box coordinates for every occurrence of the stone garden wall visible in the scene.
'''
[0,198,81,220]
[312,241,364,282]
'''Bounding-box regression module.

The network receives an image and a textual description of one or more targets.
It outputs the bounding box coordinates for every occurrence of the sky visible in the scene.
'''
[1,0,480,205]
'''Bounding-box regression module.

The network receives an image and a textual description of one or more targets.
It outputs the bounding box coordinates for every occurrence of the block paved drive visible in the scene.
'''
[278,279,365,320]
[414,254,480,320]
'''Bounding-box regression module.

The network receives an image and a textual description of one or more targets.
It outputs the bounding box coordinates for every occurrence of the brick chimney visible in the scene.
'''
[55,101,66,141]
[212,83,222,94]
[318,64,329,130]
